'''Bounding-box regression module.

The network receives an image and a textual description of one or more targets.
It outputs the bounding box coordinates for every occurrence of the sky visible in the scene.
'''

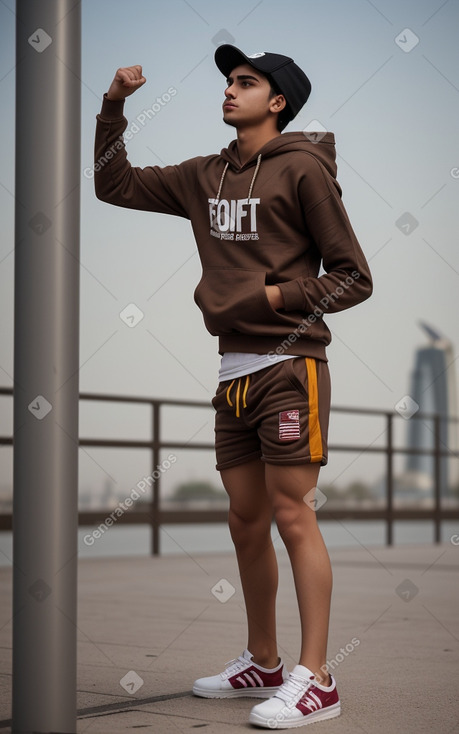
[0,0,458,503]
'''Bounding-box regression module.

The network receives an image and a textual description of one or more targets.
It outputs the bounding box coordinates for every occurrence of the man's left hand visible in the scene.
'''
[265,285,284,310]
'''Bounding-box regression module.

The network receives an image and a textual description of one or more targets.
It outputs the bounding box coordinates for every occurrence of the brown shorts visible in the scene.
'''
[213,357,331,470]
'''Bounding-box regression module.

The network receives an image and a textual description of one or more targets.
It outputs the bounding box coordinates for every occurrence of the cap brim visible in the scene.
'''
[215,45,256,78]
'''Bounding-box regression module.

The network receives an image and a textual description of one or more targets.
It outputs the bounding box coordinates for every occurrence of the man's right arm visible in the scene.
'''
[94,65,192,217]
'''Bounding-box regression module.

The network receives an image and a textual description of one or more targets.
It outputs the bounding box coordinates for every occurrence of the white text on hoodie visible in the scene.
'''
[208,197,260,240]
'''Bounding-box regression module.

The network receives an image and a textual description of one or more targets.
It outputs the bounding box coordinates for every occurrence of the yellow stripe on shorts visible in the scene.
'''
[305,357,323,462]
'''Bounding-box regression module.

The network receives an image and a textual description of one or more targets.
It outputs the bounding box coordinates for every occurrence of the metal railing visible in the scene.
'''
[1,386,458,554]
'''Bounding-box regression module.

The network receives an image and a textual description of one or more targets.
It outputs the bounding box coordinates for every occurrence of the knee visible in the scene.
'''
[273,503,305,546]
[228,506,271,548]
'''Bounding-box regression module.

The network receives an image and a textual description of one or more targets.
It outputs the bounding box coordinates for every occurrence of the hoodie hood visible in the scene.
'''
[220,131,337,179]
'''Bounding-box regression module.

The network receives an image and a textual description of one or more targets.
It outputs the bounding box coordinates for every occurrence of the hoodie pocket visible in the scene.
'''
[194,267,304,336]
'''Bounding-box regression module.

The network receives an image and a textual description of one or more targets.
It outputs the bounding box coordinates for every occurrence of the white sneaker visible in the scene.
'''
[249,664,340,728]
[192,649,288,699]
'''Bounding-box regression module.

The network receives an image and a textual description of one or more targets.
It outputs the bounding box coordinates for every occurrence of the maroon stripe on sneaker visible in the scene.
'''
[296,683,339,716]
[229,665,284,690]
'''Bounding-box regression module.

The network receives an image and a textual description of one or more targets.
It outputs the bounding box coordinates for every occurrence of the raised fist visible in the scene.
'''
[106,66,146,101]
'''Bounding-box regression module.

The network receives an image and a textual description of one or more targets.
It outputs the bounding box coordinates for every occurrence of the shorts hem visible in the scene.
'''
[215,450,263,471]
[262,455,328,467]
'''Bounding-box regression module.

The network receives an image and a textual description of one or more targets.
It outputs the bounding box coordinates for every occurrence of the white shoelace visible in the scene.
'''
[221,654,250,679]
[274,673,312,704]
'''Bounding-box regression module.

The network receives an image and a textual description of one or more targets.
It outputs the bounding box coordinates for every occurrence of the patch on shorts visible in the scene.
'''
[279,409,300,441]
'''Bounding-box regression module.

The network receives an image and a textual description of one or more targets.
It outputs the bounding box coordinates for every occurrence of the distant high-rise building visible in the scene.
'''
[405,322,458,496]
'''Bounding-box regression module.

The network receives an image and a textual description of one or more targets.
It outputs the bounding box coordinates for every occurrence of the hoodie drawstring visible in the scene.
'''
[226,375,251,417]
[215,162,229,202]
[247,154,262,200]
[215,154,262,202]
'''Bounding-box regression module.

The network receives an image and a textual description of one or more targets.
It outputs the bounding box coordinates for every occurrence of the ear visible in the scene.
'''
[269,94,286,114]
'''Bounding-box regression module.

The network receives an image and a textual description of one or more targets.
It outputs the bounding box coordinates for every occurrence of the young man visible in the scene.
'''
[94,45,372,729]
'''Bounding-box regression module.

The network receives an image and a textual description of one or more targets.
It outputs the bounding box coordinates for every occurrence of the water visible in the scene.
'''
[1,520,458,566]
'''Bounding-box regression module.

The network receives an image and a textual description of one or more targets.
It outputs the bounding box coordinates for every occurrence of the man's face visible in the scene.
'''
[222,63,280,129]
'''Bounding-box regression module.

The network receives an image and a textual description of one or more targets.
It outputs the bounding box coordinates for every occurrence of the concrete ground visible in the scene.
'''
[0,541,458,733]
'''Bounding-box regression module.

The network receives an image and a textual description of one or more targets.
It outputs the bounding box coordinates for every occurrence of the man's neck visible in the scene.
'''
[236,126,281,166]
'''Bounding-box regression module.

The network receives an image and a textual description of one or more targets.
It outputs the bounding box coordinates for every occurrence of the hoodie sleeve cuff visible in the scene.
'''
[278,279,306,312]
[98,93,126,121]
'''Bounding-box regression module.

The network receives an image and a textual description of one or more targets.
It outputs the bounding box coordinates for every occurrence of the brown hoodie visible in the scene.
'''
[94,95,372,360]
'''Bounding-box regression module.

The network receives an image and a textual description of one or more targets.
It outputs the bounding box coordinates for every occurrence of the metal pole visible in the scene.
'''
[433,415,441,544]
[13,2,80,732]
[386,413,394,546]
[152,401,161,556]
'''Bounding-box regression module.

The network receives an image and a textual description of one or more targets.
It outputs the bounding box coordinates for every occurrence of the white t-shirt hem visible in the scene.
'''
[218,352,301,382]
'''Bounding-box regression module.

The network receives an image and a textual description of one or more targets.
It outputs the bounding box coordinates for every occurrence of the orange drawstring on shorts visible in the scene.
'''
[226,375,250,417]
[242,375,250,409]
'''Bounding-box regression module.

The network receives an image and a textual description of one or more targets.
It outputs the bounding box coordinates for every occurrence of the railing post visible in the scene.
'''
[433,414,441,543]
[386,413,394,546]
[151,401,161,556]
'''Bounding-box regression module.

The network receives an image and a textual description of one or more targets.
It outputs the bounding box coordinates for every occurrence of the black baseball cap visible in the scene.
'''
[214,44,312,126]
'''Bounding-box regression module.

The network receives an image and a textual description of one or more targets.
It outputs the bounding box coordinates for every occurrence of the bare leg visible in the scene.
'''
[220,459,279,669]
[266,463,332,684]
